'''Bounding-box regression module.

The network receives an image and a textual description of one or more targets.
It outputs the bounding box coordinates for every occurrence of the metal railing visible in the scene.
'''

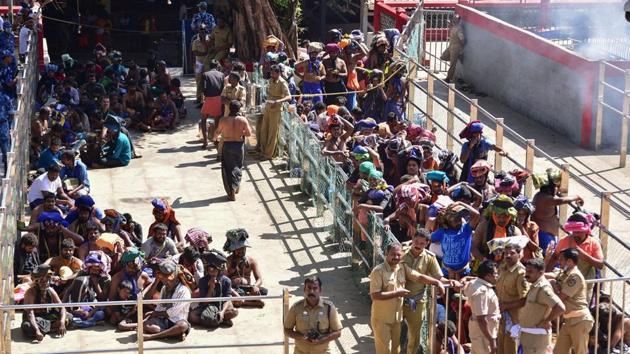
[595,61,630,167]
[1,291,292,354]
[0,17,39,352]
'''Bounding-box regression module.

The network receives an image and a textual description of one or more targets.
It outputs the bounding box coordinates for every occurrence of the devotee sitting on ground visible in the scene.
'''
[108,248,151,317]
[22,212,84,261]
[28,191,63,226]
[59,149,90,198]
[26,164,73,211]
[44,238,83,296]
[109,280,139,331]
[14,233,41,285]
[142,223,179,262]
[21,264,70,343]
[189,250,239,328]
[147,198,183,246]
[224,228,267,308]
[142,260,192,342]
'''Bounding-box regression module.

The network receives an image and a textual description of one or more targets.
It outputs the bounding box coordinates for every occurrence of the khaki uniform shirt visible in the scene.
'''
[221,84,246,114]
[557,266,592,325]
[496,261,528,323]
[519,276,563,328]
[464,278,501,337]
[284,297,342,354]
[266,78,290,112]
[370,262,422,324]
[192,38,209,63]
[401,249,442,297]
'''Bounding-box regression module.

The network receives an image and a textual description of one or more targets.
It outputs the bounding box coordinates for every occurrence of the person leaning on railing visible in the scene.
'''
[284,276,342,354]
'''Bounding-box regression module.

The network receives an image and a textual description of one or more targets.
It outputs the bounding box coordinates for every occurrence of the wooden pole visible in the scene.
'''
[447,84,455,151]
[469,99,478,123]
[283,288,290,354]
[525,139,535,198]
[620,70,630,167]
[558,163,570,230]
[595,62,605,150]
[599,191,611,278]
[426,75,434,131]
[495,118,504,171]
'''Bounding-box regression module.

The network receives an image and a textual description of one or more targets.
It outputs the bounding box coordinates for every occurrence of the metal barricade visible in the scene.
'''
[0,17,39,352]
[594,61,630,167]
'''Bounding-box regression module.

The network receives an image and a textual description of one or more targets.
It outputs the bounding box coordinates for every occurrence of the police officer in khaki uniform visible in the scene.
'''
[370,243,445,354]
[259,65,292,160]
[517,259,565,354]
[284,276,342,354]
[401,229,446,354]
[463,260,501,354]
[496,243,529,354]
[550,248,593,354]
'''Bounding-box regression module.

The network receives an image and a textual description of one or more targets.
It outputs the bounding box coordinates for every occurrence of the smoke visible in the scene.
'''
[544,2,630,60]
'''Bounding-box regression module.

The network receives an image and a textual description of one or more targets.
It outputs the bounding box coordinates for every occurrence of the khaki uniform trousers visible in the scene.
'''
[371,318,401,354]
[403,303,425,354]
[468,319,493,354]
[498,317,518,354]
[440,44,462,82]
[520,332,551,354]
[260,107,282,159]
[553,320,593,354]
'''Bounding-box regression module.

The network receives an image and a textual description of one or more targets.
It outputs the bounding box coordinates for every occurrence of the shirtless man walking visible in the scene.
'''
[212,100,252,201]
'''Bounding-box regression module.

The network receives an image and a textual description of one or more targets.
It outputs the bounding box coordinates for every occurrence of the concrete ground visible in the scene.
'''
[10,75,373,354]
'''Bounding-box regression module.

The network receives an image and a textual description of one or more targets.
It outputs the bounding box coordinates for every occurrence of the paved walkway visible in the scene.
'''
[10,76,373,354]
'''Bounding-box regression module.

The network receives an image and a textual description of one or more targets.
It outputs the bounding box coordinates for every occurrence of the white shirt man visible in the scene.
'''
[27,170,63,205]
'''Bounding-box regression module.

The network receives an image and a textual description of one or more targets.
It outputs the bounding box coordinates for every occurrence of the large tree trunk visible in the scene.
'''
[230,0,298,61]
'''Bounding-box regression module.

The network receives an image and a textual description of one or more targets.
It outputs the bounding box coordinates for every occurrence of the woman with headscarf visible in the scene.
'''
[383,182,428,241]
[514,196,542,261]
[472,195,522,263]
[384,60,408,122]
[322,43,348,105]
[148,198,183,246]
[354,169,394,241]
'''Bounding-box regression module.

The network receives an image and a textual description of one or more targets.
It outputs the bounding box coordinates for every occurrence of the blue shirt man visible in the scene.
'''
[191,2,216,32]
[104,131,131,167]
[431,222,473,273]
[0,22,14,53]
[60,151,90,194]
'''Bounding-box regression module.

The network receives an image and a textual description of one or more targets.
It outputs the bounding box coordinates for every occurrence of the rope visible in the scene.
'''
[41,15,182,34]
[292,63,407,98]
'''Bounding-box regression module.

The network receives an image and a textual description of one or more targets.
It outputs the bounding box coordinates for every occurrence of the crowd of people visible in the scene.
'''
[8,1,627,353]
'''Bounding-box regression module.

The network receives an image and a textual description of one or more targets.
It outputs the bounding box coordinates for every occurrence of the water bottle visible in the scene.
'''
[252,62,259,83]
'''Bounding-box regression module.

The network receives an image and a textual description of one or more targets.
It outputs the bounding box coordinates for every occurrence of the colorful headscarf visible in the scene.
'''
[83,250,111,277]
[38,212,69,227]
[459,120,484,140]
[484,195,518,219]
[120,247,145,267]
[102,209,125,232]
[224,228,251,252]
[426,170,449,184]
[325,43,341,55]
[471,160,492,177]
[359,161,375,174]
[149,198,180,236]
[185,227,210,248]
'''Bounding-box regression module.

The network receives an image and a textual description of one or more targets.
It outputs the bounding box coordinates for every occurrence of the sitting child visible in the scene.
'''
[109,280,137,331]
